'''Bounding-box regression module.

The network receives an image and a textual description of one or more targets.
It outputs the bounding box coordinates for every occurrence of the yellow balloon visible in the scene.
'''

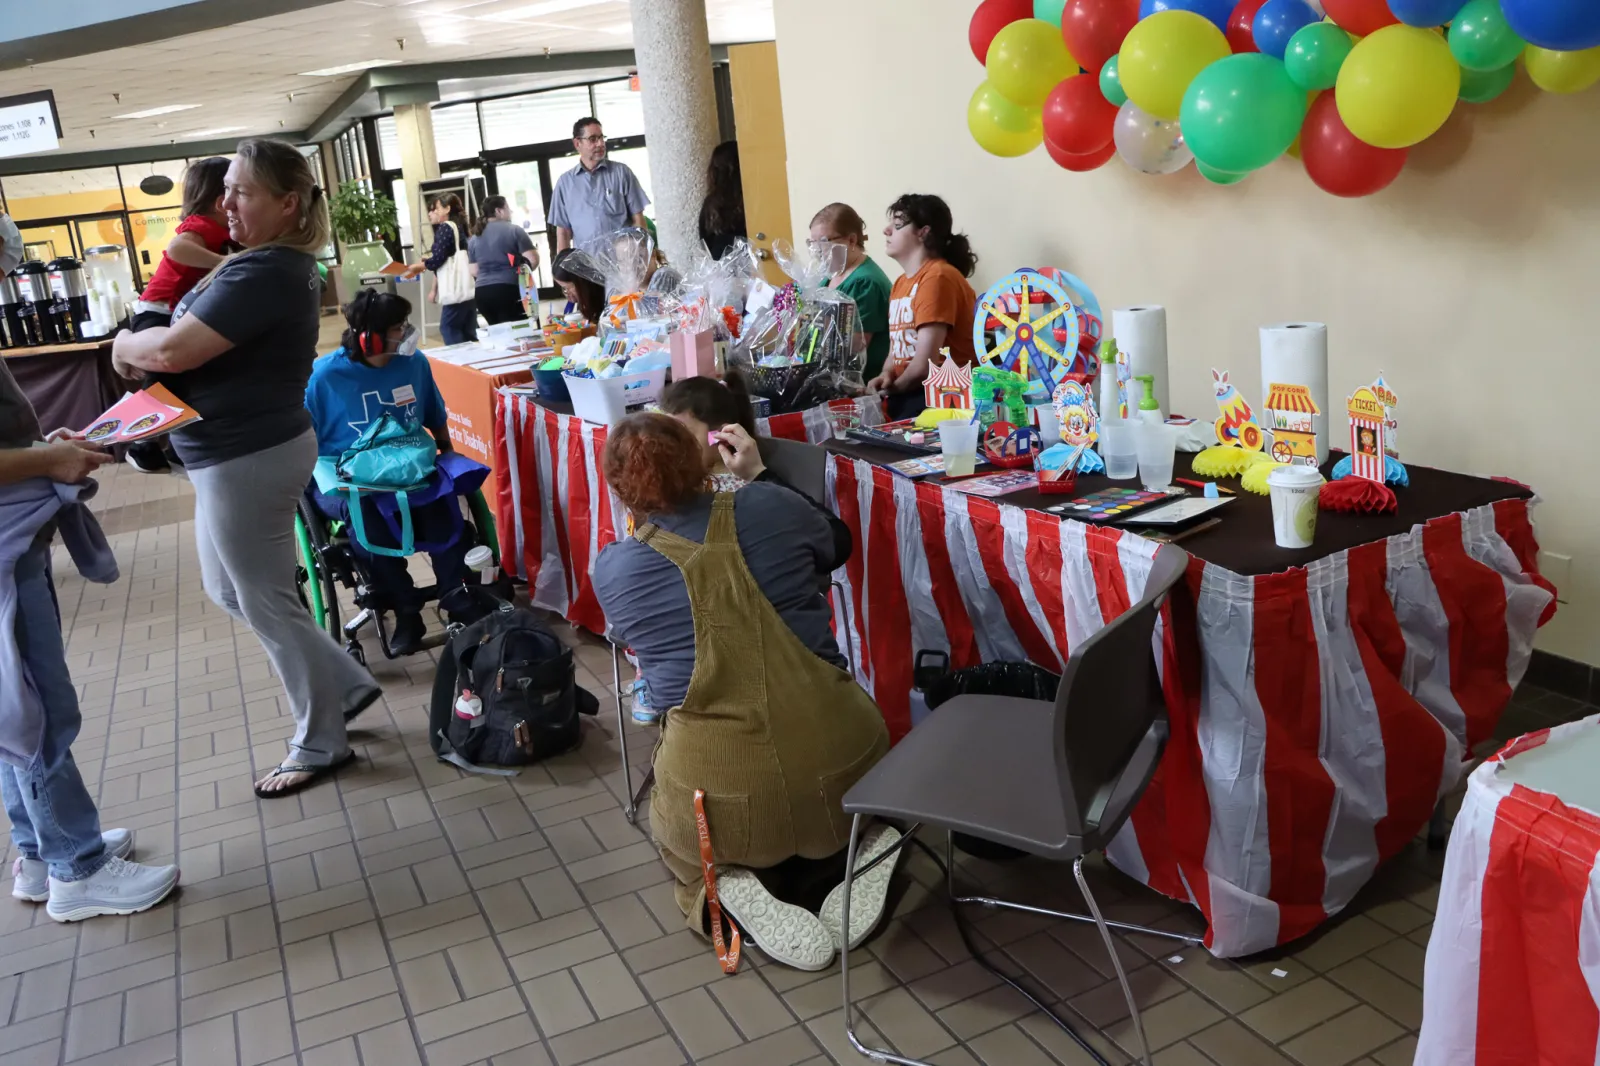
[986,18,1079,109]
[968,81,1044,157]
[1524,45,1600,95]
[1335,25,1460,150]
[1118,10,1231,122]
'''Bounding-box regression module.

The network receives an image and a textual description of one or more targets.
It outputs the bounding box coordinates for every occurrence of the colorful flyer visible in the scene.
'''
[945,470,1040,497]
[80,384,200,444]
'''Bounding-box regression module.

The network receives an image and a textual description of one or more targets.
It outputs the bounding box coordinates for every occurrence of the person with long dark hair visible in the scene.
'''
[697,141,746,261]
[123,156,233,473]
[402,193,477,345]
[113,139,381,799]
[867,194,979,421]
[468,195,539,326]
[552,248,606,325]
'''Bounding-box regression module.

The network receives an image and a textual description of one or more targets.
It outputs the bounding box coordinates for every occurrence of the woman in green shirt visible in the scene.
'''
[810,203,892,381]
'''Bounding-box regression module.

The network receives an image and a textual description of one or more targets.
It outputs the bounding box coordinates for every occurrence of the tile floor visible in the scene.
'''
[3,460,1592,1066]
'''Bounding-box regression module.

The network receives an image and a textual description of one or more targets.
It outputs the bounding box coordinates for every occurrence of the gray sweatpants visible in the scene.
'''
[188,430,377,768]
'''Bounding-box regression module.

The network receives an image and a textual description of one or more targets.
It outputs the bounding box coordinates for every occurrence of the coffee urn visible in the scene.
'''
[47,257,91,343]
[0,274,24,349]
[11,261,51,346]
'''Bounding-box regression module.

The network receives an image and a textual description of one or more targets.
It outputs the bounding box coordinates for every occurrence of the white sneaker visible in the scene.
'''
[716,867,836,972]
[819,824,903,951]
[46,856,179,923]
[11,829,134,903]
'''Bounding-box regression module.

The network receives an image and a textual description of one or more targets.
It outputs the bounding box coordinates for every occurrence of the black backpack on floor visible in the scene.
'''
[429,599,597,775]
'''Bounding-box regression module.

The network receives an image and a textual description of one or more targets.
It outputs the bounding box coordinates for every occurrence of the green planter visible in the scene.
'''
[338,240,392,300]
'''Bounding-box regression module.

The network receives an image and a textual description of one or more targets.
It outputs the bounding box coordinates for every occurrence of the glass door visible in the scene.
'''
[487,159,553,297]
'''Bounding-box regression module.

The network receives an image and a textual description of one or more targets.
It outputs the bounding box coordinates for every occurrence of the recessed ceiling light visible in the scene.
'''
[114,104,200,119]
[183,126,245,139]
[298,59,404,77]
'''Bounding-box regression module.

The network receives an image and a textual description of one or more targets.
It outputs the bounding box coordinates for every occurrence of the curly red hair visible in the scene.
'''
[603,413,707,516]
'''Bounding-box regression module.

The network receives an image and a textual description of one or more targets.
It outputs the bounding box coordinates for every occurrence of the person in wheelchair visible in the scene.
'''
[305,290,481,655]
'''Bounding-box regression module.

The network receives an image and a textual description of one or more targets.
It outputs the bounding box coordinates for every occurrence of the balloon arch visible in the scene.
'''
[967,0,1599,196]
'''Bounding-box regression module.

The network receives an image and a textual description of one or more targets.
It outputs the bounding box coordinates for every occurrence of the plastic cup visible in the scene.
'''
[1135,422,1177,491]
[939,420,981,477]
[465,544,498,584]
[1032,404,1061,447]
[1267,464,1325,549]
[1100,418,1138,480]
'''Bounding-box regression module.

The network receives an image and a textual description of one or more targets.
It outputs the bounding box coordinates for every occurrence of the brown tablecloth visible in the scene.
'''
[824,440,1531,577]
[5,344,121,437]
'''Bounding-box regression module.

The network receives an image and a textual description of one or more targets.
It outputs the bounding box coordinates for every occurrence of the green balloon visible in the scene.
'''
[1180,54,1307,175]
[1100,54,1128,106]
[1034,0,1065,27]
[1449,0,1526,73]
[1284,23,1353,92]
[1198,162,1247,185]
[1459,62,1516,103]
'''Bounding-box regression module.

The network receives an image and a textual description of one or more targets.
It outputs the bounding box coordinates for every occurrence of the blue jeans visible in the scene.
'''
[439,301,478,346]
[0,541,107,882]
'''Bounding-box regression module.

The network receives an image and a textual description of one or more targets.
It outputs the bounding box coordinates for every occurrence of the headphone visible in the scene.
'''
[355,289,384,358]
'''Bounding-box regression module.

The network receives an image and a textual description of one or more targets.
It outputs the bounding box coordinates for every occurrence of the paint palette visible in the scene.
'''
[1046,486,1176,523]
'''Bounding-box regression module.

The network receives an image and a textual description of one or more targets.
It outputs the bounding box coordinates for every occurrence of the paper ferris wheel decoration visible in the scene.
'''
[973,270,1081,396]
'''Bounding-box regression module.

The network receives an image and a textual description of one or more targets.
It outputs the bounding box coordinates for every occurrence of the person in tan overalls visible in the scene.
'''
[594,414,893,971]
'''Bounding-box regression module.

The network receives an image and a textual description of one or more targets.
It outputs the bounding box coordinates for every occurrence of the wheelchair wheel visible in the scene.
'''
[294,499,343,645]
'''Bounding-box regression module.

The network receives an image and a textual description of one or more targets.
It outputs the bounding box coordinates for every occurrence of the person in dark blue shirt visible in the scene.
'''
[305,290,475,653]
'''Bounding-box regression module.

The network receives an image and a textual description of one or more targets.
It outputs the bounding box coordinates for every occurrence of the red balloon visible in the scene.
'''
[1226,0,1269,52]
[1042,74,1118,154]
[1045,136,1116,171]
[1300,93,1407,197]
[970,0,1035,63]
[1060,0,1140,72]
[1321,0,1400,36]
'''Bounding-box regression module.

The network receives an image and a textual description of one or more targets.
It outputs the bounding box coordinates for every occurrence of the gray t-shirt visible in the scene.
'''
[0,358,42,449]
[593,483,842,710]
[469,220,534,288]
[158,246,319,469]
[547,159,649,250]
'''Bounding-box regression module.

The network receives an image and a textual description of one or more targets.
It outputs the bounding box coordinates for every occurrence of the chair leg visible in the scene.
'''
[831,580,855,674]
[1427,797,1449,850]
[1075,856,1153,1066]
[611,641,638,825]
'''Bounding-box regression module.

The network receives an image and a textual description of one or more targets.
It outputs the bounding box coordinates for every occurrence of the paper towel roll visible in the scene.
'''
[1112,306,1169,418]
[1260,322,1330,466]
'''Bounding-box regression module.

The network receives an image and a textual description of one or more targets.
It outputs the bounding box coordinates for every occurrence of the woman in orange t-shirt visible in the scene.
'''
[867,194,979,421]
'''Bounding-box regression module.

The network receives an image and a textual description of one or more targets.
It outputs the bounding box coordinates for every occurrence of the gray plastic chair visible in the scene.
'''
[757,436,854,669]
[837,544,1199,1066]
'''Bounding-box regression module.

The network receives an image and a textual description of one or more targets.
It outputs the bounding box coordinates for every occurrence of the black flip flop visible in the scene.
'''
[253,751,357,799]
[344,687,384,724]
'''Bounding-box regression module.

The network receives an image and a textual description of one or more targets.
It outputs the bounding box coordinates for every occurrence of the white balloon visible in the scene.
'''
[1113,100,1194,176]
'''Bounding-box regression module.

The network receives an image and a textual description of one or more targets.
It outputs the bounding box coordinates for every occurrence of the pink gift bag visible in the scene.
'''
[670,329,716,381]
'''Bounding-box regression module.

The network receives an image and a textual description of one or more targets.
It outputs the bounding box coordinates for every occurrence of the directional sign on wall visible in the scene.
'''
[0,91,62,160]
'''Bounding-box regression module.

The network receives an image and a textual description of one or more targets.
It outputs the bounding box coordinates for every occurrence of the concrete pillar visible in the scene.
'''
[629,0,718,265]
[393,102,440,258]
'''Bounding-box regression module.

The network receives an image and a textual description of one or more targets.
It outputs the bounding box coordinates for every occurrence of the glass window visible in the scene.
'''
[481,86,592,150]
[127,208,181,283]
[17,221,75,262]
[377,115,401,171]
[120,159,190,211]
[3,167,124,222]
[491,160,551,291]
[432,102,482,163]
[593,80,645,139]
[392,177,413,254]
[606,146,654,208]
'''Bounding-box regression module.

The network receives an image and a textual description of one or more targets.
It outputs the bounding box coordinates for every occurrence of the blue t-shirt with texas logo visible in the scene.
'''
[304,348,448,457]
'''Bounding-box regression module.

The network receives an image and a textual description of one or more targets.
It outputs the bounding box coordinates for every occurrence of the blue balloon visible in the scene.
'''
[1252,0,1319,58]
[1139,0,1236,33]
[1500,0,1600,50]
[1386,0,1468,26]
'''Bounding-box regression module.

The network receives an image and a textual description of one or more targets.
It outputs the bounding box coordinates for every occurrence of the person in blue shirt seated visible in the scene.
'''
[305,290,482,654]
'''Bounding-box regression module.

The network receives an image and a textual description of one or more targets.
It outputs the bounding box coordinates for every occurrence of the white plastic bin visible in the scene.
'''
[565,368,667,426]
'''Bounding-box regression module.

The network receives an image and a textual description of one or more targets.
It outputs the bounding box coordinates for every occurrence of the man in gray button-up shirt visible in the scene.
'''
[549,117,650,253]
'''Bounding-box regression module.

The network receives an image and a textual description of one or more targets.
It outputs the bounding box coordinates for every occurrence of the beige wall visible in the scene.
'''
[774,0,1600,665]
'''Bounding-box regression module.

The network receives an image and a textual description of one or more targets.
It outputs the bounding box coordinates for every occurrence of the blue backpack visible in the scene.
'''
[334,413,438,557]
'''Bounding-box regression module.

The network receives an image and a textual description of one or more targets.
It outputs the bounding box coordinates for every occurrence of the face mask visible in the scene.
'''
[395,326,419,357]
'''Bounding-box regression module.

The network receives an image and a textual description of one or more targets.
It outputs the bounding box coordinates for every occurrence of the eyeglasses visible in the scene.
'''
[577,134,606,144]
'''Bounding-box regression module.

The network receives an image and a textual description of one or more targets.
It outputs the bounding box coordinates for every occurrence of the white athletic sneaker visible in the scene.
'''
[11,828,135,903]
[45,856,179,923]
[819,824,903,951]
[715,867,836,972]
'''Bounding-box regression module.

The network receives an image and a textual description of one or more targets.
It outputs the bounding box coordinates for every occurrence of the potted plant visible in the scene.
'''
[328,181,400,298]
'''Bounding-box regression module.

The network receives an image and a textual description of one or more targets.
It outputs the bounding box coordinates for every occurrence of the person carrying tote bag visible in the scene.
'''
[402,193,477,345]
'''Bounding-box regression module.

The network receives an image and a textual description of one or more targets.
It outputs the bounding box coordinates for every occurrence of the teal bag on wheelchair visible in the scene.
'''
[334,413,437,558]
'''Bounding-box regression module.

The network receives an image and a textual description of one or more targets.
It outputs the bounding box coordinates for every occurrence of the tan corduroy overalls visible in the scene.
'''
[636,494,890,928]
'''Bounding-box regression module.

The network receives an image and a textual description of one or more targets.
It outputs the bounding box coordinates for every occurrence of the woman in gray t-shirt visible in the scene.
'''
[468,196,539,326]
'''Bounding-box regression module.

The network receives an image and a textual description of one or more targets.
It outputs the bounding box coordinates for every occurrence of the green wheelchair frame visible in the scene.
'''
[293,486,501,665]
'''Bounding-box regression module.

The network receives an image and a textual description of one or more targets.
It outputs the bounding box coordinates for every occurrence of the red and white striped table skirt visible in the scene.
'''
[825,456,1554,957]
[1418,717,1600,1064]
[492,391,874,635]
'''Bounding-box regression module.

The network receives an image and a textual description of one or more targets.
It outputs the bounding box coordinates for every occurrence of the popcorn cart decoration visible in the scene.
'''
[923,355,974,411]
[1263,382,1320,468]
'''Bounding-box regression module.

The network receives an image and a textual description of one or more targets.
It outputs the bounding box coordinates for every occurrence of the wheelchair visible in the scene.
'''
[292,485,503,666]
